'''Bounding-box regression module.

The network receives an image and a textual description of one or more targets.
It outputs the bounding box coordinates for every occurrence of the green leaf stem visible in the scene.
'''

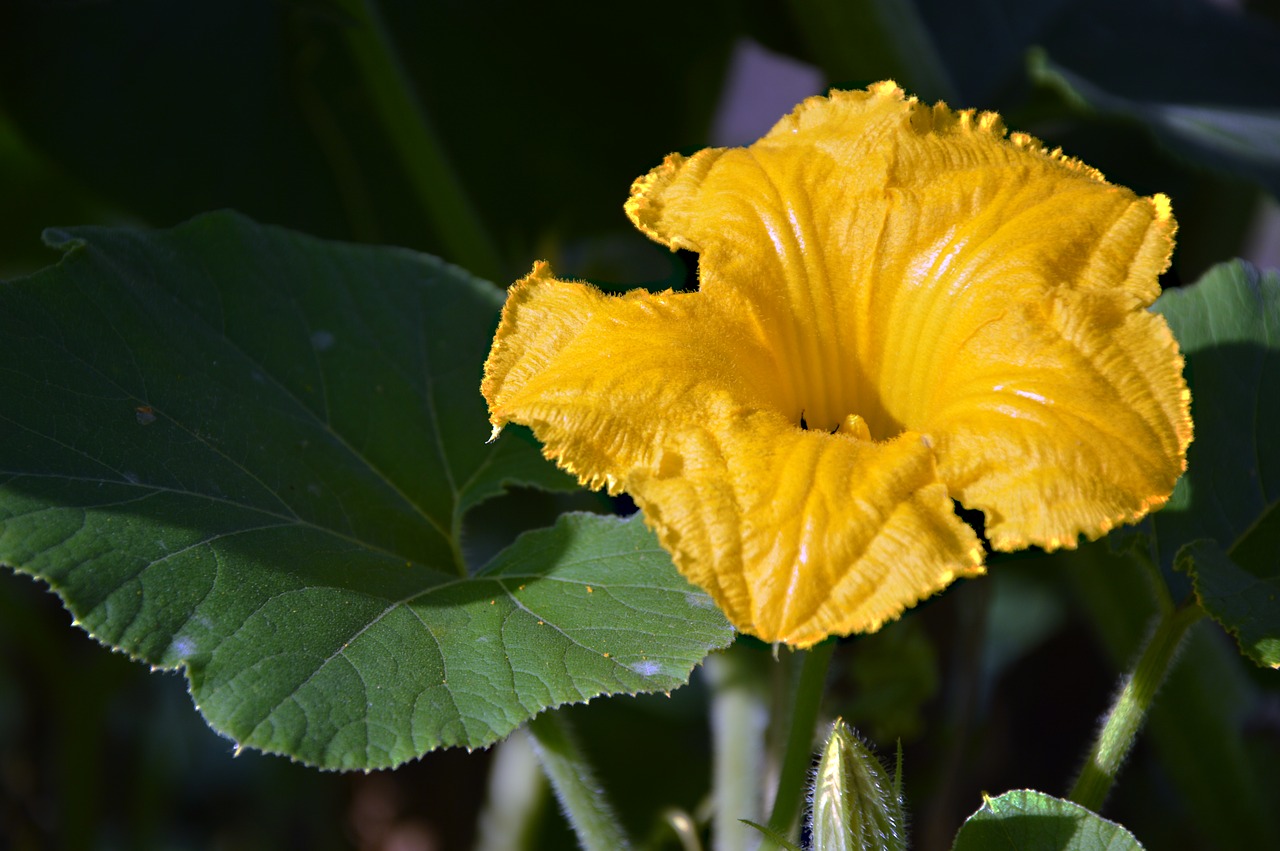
[766,639,837,843]
[706,644,769,851]
[527,711,633,851]
[332,0,504,282]
[1069,601,1205,811]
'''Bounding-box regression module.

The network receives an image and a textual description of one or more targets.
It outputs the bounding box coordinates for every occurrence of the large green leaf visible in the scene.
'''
[1148,261,1280,666]
[908,0,1280,117]
[1152,261,1280,567]
[0,212,732,769]
[1030,49,1280,197]
[951,790,1143,851]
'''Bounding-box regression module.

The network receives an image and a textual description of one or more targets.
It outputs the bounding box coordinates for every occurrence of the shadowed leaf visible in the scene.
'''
[1149,261,1280,667]
[0,212,732,769]
[952,790,1143,851]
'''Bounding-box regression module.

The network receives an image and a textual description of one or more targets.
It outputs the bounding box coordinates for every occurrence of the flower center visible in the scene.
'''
[799,412,874,441]
[836,413,872,440]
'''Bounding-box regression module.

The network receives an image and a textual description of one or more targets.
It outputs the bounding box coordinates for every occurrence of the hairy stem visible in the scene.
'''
[1070,600,1206,811]
[765,639,836,845]
[526,711,632,851]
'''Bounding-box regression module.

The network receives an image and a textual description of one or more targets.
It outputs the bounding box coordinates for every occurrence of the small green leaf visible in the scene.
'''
[1148,260,1280,666]
[952,790,1143,851]
[809,719,906,851]
[1177,541,1280,668]
[0,212,732,769]
[740,820,804,851]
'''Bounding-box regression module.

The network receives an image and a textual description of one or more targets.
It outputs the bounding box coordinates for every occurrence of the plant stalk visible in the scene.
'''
[335,0,504,283]
[526,711,632,851]
[1069,600,1206,811]
[474,727,547,851]
[706,643,770,851]
[764,638,836,845]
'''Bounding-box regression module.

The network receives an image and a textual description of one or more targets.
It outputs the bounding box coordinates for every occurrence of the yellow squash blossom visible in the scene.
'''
[482,82,1192,648]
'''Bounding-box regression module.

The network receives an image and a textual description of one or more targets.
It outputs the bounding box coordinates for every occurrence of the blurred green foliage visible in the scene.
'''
[3,0,1279,848]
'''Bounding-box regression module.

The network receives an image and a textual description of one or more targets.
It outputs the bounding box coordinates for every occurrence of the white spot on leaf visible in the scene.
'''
[629,660,663,677]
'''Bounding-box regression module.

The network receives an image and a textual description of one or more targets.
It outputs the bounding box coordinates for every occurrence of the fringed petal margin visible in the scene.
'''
[484,81,1191,645]
[482,264,983,646]
[620,81,1189,553]
[631,413,983,647]
[482,262,785,492]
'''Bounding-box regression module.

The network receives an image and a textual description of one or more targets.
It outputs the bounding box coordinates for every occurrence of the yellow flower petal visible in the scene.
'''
[632,416,983,647]
[923,286,1190,551]
[483,262,785,492]
[624,82,1190,551]
[484,82,1191,645]
[483,263,982,646]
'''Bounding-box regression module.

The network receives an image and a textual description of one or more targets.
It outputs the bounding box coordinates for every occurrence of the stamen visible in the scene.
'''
[836,414,872,441]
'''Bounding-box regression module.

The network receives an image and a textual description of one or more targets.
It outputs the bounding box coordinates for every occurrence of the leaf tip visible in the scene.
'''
[41,227,83,251]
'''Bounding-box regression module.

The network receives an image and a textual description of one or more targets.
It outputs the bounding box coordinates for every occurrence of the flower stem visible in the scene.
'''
[1069,600,1206,811]
[474,728,546,851]
[706,644,770,851]
[334,0,504,283]
[1135,548,1175,618]
[765,638,836,844]
[526,711,632,851]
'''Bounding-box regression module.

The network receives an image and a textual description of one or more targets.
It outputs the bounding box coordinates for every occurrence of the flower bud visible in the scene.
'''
[808,719,906,851]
